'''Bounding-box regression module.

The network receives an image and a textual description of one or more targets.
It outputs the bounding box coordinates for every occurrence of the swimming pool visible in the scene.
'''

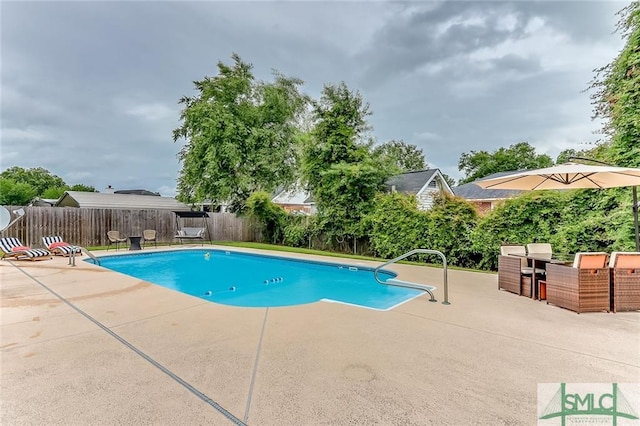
[92,249,424,310]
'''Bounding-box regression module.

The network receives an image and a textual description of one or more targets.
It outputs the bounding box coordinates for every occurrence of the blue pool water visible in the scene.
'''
[92,249,423,310]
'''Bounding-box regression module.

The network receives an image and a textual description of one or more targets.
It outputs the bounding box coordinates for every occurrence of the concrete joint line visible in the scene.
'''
[10,261,247,426]
[244,308,269,424]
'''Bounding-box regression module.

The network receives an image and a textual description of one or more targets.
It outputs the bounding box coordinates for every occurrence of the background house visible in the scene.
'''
[453,171,523,214]
[385,169,454,211]
[55,191,191,210]
[30,197,57,207]
[271,188,316,215]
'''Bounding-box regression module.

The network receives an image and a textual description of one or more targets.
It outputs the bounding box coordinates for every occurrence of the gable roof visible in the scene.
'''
[385,169,454,195]
[386,170,438,193]
[30,197,58,207]
[453,171,524,201]
[55,191,191,210]
[272,188,314,205]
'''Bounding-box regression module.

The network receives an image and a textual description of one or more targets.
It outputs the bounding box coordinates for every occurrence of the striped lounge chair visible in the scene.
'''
[0,237,52,261]
[42,236,82,257]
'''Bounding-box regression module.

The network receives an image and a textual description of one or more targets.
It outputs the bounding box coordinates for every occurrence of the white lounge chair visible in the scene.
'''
[42,236,82,257]
[0,237,52,261]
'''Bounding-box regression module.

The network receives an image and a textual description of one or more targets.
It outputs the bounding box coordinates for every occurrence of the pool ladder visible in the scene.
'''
[69,246,100,266]
[373,249,449,305]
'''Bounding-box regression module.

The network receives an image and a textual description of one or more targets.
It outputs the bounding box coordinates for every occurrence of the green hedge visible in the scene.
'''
[246,187,635,271]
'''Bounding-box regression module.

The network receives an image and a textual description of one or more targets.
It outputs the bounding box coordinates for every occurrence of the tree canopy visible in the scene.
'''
[590,2,640,168]
[457,142,553,184]
[302,82,372,191]
[0,166,97,205]
[302,82,392,241]
[173,53,308,212]
[0,178,37,205]
[584,2,640,250]
[0,167,66,195]
[373,140,427,172]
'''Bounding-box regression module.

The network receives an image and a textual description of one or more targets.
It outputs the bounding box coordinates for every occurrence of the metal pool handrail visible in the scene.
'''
[69,246,100,266]
[373,249,449,305]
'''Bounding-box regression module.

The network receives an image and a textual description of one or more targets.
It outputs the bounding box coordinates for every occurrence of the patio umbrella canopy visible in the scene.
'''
[475,162,640,250]
[474,163,640,190]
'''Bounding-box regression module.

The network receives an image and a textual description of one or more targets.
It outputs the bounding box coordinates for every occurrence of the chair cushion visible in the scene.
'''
[182,228,204,237]
[530,252,552,260]
[50,241,70,249]
[572,252,608,269]
[526,243,552,256]
[500,245,526,256]
[500,245,527,268]
[609,252,640,268]
[55,245,81,254]
[617,256,640,268]
[521,267,546,275]
[612,253,640,268]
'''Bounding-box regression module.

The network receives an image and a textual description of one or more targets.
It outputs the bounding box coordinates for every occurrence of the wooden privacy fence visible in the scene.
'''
[0,206,259,248]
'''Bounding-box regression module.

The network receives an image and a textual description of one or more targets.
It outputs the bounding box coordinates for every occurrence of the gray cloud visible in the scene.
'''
[1,1,624,194]
[356,2,532,88]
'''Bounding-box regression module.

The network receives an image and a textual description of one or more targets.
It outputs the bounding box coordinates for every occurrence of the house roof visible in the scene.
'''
[385,169,455,195]
[272,188,313,205]
[30,197,57,207]
[55,191,192,210]
[114,189,160,196]
[453,171,524,201]
[386,170,438,193]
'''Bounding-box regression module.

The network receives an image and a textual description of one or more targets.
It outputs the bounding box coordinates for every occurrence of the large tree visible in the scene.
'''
[590,2,640,168]
[302,82,391,241]
[373,139,427,172]
[173,54,308,212]
[302,82,372,191]
[457,142,553,184]
[0,167,66,195]
[69,184,97,192]
[0,178,37,205]
[585,2,640,250]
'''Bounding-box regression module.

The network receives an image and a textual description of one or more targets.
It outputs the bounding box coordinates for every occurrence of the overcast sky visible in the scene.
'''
[1,1,626,196]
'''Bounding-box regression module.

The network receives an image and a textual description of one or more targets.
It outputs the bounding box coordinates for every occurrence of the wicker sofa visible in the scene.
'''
[545,253,610,313]
[609,252,640,313]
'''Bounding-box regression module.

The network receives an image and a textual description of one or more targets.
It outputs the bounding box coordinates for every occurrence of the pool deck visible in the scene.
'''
[1,245,639,425]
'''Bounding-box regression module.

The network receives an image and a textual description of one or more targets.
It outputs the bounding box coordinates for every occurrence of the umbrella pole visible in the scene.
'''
[634,186,639,252]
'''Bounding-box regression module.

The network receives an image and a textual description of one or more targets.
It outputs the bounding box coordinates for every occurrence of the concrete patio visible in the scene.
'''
[1,246,638,425]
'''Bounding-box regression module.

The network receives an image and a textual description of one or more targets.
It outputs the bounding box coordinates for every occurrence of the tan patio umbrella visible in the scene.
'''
[475,162,640,250]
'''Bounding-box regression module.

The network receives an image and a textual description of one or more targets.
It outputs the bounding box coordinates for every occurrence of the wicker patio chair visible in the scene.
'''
[609,252,640,313]
[106,231,127,251]
[545,252,610,313]
[526,243,553,259]
[498,245,544,296]
[142,229,157,248]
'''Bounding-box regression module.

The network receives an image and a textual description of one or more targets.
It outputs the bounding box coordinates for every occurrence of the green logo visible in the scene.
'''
[539,383,639,425]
